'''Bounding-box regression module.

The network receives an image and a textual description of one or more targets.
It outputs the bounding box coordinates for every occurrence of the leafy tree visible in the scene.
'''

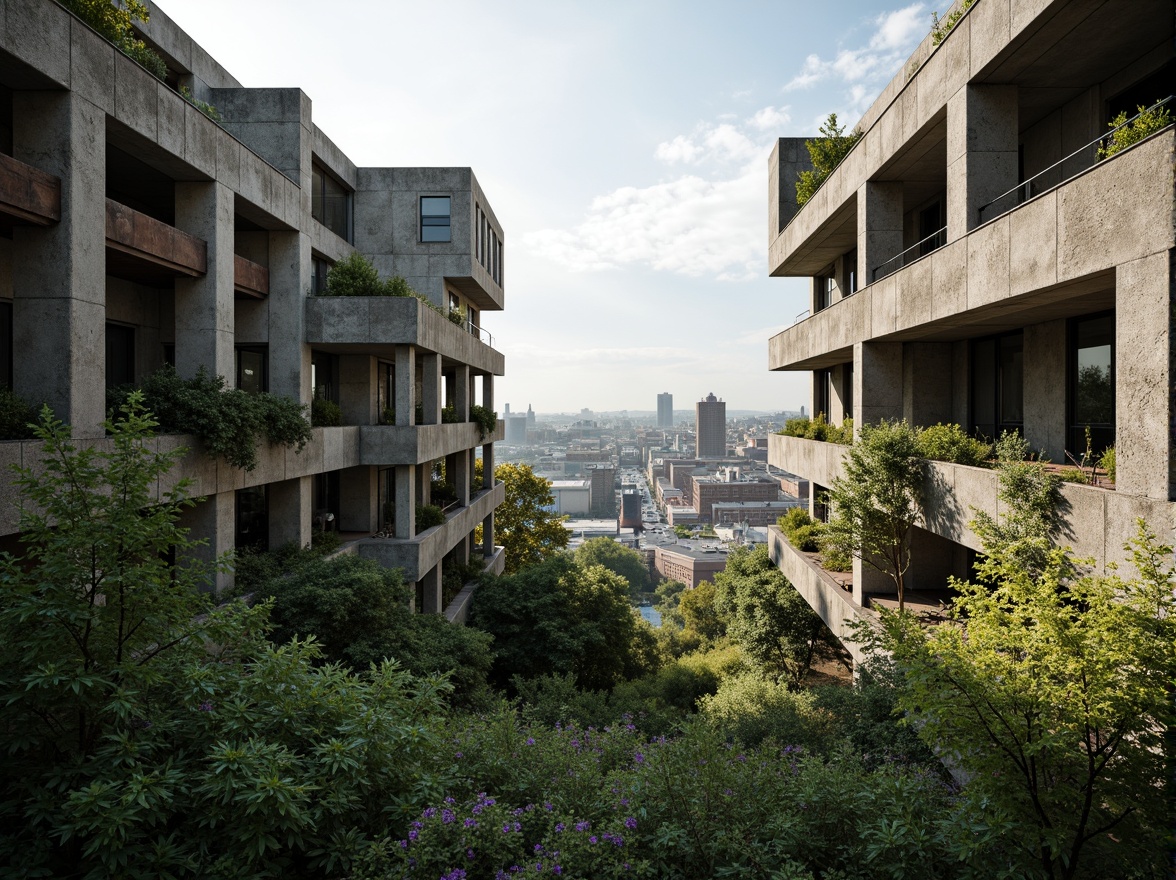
[60,0,168,79]
[494,462,569,573]
[0,397,452,877]
[823,419,925,610]
[247,552,494,711]
[795,113,862,207]
[874,522,1176,879]
[574,536,650,597]
[713,545,838,687]
[677,579,726,643]
[469,556,654,691]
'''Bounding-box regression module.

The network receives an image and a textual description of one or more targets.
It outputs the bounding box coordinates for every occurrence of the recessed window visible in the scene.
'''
[0,301,11,390]
[311,351,338,403]
[311,256,332,295]
[311,162,352,242]
[235,486,269,552]
[420,196,451,242]
[1069,312,1114,455]
[106,323,135,389]
[235,346,267,394]
[970,331,1023,441]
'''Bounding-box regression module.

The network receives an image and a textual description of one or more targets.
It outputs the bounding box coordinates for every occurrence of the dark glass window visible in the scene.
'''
[106,323,135,389]
[816,271,834,312]
[0,301,11,390]
[814,368,831,419]
[846,249,858,294]
[378,467,396,531]
[420,196,451,242]
[235,486,268,552]
[311,351,337,403]
[313,470,340,531]
[236,347,267,394]
[311,256,332,295]
[919,201,943,256]
[377,362,395,423]
[311,163,352,242]
[1069,312,1114,455]
[970,331,1023,440]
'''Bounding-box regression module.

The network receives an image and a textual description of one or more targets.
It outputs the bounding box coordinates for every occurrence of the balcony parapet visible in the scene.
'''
[0,152,61,226]
[105,198,207,278]
[233,255,269,299]
[360,420,503,466]
[444,545,505,624]
[357,482,505,583]
[305,295,505,375]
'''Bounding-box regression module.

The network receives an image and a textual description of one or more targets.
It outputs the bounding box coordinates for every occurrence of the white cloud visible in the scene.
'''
[748,105,791,131]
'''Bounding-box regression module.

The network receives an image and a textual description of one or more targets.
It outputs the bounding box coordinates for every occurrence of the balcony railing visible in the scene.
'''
[465,320,493,346]
[871,226,946,282]
[978,95,1174,224]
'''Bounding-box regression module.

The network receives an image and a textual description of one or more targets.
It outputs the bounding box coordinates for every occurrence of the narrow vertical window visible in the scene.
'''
[1069,312,1114,455]
[235,346,268,394]
[105,323,135,389]
[420,196,451,242]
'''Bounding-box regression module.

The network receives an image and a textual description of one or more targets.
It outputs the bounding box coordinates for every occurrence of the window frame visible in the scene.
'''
[1067,310,1115,457]
[235,345,268,394]
[310,161,353,243]
[419,195,452,243]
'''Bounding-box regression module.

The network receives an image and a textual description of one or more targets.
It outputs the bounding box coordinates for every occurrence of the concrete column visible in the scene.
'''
[946,84,1019,240]
[12,92,106,438]
[1116,252,1172,500]
[420,352,441,424]
[481,373,494,411]
[482,442,495,489]
[181,492,235,593]
[1023,320,1066,463]
[482,510,496,559]
[339,465,377,532]
[902,343,953,428]
[951,341,970,428]
[339,355,375,425]
[174,181,235,382]
[268,231,311,403]
[454,364,470,421]
[395,346,415,425]
[394,463,415,538]
[856,182,903,285]
[420,563,442,614]
[417,462,430,506]
[853,341,904,426]
[769,138,812,239]
[829,364,848,423]
[269,475,311,549]
[453,450,470,506]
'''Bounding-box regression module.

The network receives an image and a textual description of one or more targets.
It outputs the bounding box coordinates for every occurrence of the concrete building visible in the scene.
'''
[691,472,781,523]
[712,499,802,528]
[0,0,507,609]
[765,0,1175,660]
[505,414,528,445]
[548,480,591,516]
[588,465,617,516]
[619,490,642,529]
[695,392,726,458]
[652,543,727,588]
[657,392,673,428]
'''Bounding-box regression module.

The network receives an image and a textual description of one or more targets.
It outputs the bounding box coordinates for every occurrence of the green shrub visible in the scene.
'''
[179,85,220,122]
[469,403,497,440]
[930,0,974,45]
[917,422,991,466]
[821,544,853,572]
[322,251,384,296]
[1100,446,1116,483]
[0,387,40,440]
[778,507,822,552]
[1056,466,1090,485]
[795,113,862,207]
[61,0,168,80]
[416,503,446,530]
[994,429,1031,463]
[440,404,460,424]
[699,673,838,749]
[381,405,396,425]
[447,305,466,326]
[310,395,342,427]
[1098,100,1173,159]
[779,412,852,444]
[111,365,311,471]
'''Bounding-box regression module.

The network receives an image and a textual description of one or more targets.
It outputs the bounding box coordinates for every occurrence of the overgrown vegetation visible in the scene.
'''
[1097,100,1173,159]
[493,462,569,573]
[60,0,168,80]
[416,503,446,530]
[318,252,446,315]
[779,412,854,443]
[916,421,991,466]
[311,395,342,427]
[795,113,862,207]
[469,403,498,440]
[109,365,311,471]
[0,386,40,440]
[930,0,974,46]
[179,85,220,122]
[1099,445,1116,482]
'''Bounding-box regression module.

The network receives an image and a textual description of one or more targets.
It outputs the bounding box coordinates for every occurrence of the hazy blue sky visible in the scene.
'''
[162,1,937,413]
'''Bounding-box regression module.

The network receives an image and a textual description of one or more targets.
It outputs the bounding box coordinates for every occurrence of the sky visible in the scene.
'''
[160,0,938,414]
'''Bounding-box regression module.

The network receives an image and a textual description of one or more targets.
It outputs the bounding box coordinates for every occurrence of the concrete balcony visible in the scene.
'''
[768,526,873,665]
[105,198,207,282]
[768,432,1173,574]
[233,254,269,299]
[305,295,505,375]
[360,419,503,467]
[357,481,504,583]
[769,129,1175,371]
[445,544,505,624]
[0,152,60,226]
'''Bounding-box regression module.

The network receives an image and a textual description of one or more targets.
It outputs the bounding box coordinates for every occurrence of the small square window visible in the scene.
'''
[420,196,451,242]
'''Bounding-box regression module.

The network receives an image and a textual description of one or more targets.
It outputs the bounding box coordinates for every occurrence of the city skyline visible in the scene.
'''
[160,0,935,412]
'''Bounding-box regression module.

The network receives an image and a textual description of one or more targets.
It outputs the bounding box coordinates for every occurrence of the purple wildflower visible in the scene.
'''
[198,701,213,712]
[634,752,645,764]
[589,835,598,844]
[442,809,456,824]
[526,737,535,745]
[408,830,419,841]
[624,817,637,829]
[555,823,565,833]
[574,821,590,832]
[464,818,477,828]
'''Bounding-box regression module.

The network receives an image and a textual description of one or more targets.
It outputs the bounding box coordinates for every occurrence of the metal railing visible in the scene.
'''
[792,308,810,326]
[465,320,493,347]
[978,95,1174,224]
[871,226,946,282]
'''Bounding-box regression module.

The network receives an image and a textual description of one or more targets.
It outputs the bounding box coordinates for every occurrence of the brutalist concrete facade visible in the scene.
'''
[766,0,1176,653]
[0,0,508,603]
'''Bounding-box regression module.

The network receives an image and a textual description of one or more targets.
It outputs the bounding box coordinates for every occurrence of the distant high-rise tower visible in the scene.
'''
[657,392,673,428]
[696,392,726,459]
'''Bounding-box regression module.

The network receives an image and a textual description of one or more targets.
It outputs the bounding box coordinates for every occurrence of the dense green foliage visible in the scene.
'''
[416,503,447,530]
[109,364,312,471]
[795,113,862,207]
[1097,100,1173,159]
[823,419,925,608]
[470,555,656,692]
[318,252,447,315]
[311,395,343,427]
[780,412,854,443]
[60,0,168,80]
[916,421,991,466]
[494,462,570,573]
[469,403,498,440]
[0,385,40,440]
[1099,445,1116,482]
[574,536,650,598]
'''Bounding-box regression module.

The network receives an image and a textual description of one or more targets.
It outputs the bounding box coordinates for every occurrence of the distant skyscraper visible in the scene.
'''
[657,392,673,428]
[696,392,726,459]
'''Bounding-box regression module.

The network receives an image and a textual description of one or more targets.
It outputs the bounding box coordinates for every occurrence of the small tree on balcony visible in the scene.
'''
[795,113,862,207]
[822,419,925,610]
